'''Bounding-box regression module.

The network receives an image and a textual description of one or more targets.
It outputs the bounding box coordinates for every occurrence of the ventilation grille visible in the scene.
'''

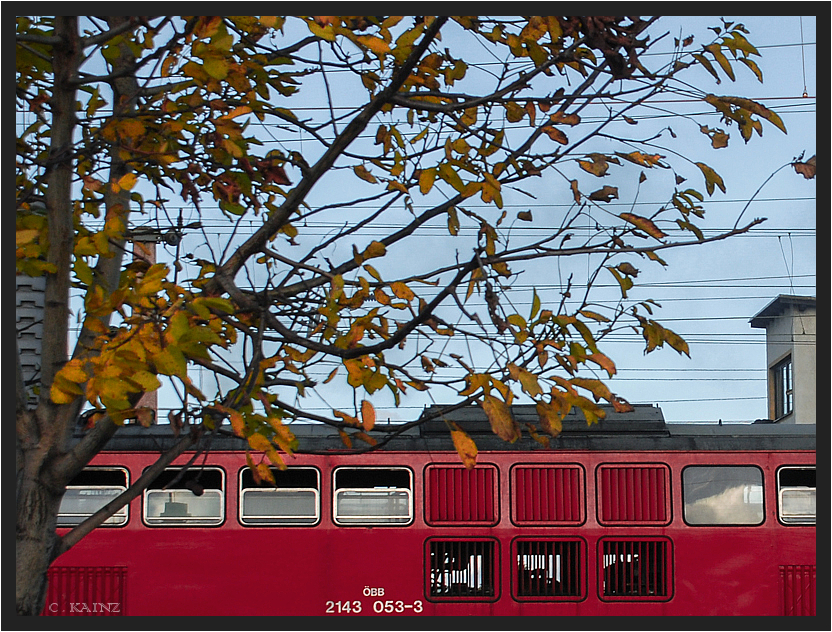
[780,565,816,616]
[514,465,582,523]
[598,464,669,523]
[515,539,582,598]
[41,566,126,616]
[426,466,496,523]
[428,539,495,599]
[600,539,669,599]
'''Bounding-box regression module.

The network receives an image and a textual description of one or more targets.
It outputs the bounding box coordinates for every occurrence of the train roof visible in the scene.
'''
[85,404,815,455]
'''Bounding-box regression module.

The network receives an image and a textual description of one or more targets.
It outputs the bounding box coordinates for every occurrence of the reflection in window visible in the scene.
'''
[683,466,764,525]
[333,467,412,525]
[778,467,816,525]
[240,467,319,525]
[58,468,129,527]
[773,356,793,419]
[144,467,224,526]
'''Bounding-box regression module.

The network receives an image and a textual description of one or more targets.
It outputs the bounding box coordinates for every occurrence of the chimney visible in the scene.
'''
[750,295,816,424]
[131,233,158,423]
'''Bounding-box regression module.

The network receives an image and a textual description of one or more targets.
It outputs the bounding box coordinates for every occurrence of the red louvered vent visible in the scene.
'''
[41,566,126,616]
[780,565,816,616]
[597,464,670,524]
[514,465,583,523]
[426,465,496,524]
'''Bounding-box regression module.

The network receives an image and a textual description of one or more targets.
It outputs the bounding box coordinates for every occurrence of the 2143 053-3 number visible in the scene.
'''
[325,599,424,614]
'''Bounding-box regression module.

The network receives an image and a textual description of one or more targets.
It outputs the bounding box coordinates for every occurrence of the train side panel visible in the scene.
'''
[45,446,815,616]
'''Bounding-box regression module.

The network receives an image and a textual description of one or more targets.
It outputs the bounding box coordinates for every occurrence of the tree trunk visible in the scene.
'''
[16,16,79,616]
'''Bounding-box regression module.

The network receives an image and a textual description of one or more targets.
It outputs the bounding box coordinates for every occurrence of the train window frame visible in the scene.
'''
[595,463,671,526]
[511,464,585,526]
[426,537,500,602]
[332,466,413,526]
[143,466,225,527]
[511,537,586,602]
[238,466,320,526]
[424,463,499,526]
[57,467,129,527]
[777,466,816,525]
[681,465,765,526]
[597,537,673,602]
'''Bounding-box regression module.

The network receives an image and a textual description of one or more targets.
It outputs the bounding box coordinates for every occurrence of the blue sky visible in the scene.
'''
[46,15,817,427]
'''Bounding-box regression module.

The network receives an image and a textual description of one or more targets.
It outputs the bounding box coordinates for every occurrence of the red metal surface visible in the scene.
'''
[513,464,582,523]
[597,464,669,524]
[426,464,496,524]
[44,447,815,616]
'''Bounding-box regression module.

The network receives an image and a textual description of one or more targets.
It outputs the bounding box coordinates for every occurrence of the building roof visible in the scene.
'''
[749,294,816,329]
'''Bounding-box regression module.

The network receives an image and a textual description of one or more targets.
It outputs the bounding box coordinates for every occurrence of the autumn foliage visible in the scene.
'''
[16,15,790,614]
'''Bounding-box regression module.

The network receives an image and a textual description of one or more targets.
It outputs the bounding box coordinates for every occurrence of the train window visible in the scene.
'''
[425,464,498,525]
[599,538,671,600]
[427,539,497,600]
[143,467,224,526]
[513,538,583,600]
[778,467,816,525]
[332,467,412,525]
[57,468,129,527]
[239,467,320,526]
[596,464,670,525]
[512,464,583,524]
[682,465,764,525]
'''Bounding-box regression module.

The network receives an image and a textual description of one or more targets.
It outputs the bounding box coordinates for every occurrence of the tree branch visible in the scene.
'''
[206,16,450,296]
[54,425,204,558]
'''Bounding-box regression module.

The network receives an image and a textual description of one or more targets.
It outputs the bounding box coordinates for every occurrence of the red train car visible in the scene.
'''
[43,404,816,617]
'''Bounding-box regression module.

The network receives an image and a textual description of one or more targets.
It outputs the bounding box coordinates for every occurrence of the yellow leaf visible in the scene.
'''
[50,377,82,404]
[116,173,138,192]
[220,106,252,120]
[354,34,390,55]
[360,399,376,432]
[203,56,230,80]
[353,164,378,184]
[482,394,520,443]
[390,281,415,301]
[536,401,564,437]
[58,359,88,384]
[151,346,187,378]
[361,240,386,260]
[256,463,276,485]
[450,426,478,469]
[128,370,162,392]
[16,229,40,247]
[419,168,436,195]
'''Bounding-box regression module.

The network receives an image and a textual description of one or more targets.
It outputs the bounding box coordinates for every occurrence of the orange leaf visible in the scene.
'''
[135,407,155,427]
[619,213,668,240]
[450,426,478,469]
[333,409,360,427]
[360,399,376,432]
[482,394,520,443]
[541,125,568,144]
